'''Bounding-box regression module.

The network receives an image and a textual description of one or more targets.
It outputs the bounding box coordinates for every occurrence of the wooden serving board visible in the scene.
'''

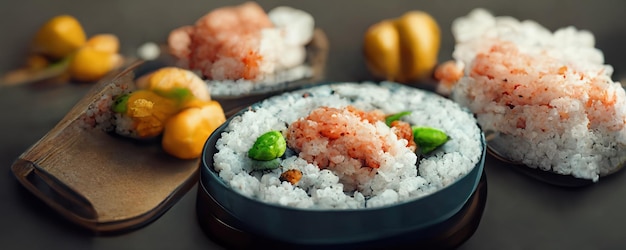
[10,26,329,234]
[10,63,200,234]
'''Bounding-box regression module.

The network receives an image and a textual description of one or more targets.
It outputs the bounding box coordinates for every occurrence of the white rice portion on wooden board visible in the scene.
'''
[213,82,483,209]
[78,78,141,138]
[448,9,626,181]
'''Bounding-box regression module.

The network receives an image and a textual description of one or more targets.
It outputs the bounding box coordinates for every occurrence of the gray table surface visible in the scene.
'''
[2,1,626,249]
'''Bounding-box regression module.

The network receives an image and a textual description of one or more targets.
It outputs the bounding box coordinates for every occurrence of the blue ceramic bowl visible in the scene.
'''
[197,83,487,248]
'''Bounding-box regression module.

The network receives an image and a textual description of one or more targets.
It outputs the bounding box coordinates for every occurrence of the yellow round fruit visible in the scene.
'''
[85,34,120,54]
[363,20,401,81]
[162,101,226,159]
[68,46,122,82]
[138,67,211,101]
[33,15,87,60]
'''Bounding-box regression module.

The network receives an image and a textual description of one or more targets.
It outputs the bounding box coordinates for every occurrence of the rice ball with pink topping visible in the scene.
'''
[438,8,626,181]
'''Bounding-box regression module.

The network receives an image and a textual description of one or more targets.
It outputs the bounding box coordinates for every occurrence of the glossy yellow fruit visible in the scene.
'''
[137,67,211,101]
[33,15,87,60]
[363,20,401,81]
[85,34,120,54]
[125,90,181,138]
[162,101,226,159]
[68,46,122,82]
[363,11,440,82]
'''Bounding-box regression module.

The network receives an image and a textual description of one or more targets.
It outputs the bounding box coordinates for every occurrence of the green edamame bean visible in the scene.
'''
[154,87,193,103]
[112,93,130,113]
[412,126,449,154]
[248,130,287,161]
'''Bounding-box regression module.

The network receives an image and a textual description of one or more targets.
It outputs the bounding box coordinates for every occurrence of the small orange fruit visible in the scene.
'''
[85,34,120,54]
[68,46,122,82]
[162,101,226,159]
[137,67,211,101]
[33,15,86,60]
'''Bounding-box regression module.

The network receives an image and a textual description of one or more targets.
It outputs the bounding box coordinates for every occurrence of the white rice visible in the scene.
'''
[212,82,483,209]
[446,9,626,181]
[79,78,137,137]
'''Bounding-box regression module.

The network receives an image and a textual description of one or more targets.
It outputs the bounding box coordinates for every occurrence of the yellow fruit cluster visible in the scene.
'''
[118,67,226,160]
[363,11,441,83]
[32,15,123,82]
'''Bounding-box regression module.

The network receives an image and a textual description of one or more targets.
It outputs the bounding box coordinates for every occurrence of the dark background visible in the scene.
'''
[1,0,626,249]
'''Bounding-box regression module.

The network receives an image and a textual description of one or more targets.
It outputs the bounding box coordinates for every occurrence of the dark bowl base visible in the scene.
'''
[195,170,487,250]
